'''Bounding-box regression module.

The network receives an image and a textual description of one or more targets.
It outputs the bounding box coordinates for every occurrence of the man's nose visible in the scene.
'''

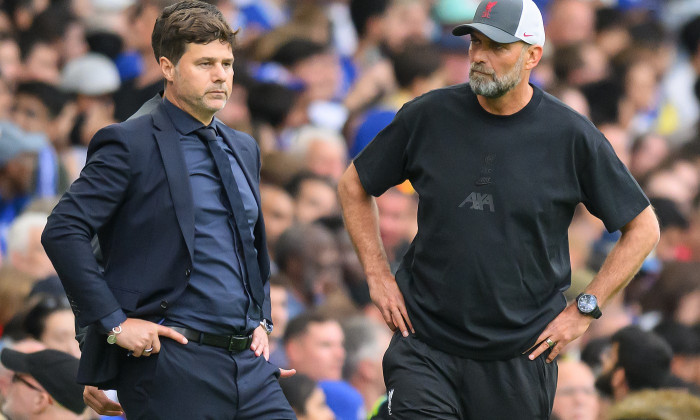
[470,47,486,64]
[211,63,227,81]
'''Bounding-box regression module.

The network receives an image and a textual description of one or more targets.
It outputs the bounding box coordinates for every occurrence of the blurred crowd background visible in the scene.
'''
[0,0,698,419]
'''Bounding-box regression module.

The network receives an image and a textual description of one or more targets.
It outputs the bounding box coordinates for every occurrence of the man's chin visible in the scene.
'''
[203,101,227,115]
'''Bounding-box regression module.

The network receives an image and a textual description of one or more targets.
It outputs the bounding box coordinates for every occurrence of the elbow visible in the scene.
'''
[649,216,661,249]
[338,165,366,203]
[640,206,661,251]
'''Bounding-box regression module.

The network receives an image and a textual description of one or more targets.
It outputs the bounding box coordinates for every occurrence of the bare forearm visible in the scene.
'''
[585,205,660,307]
[338,163,392,280]
[339,163,415,334]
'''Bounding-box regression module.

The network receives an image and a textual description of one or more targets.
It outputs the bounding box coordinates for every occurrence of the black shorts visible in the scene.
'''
[382,333,557,419]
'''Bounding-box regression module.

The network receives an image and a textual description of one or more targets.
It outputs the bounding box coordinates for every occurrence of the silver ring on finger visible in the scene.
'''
[144,347,153,353]
[545,338,555,348]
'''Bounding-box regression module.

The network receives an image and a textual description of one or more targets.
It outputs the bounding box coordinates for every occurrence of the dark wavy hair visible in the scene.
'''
[151,0,237,64]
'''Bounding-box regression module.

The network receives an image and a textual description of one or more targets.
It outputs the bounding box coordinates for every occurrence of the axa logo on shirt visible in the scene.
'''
[459,192,495,212]
[482,1,498,18]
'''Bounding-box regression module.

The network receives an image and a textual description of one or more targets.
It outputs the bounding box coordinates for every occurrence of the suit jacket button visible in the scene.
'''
[160,300,168,309]
[185,268,191,277]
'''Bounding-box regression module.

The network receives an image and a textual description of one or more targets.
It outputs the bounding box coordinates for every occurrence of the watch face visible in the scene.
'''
[578,294,597,313]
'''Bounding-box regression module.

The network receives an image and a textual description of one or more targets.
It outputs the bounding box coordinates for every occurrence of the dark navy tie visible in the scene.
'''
[196,126,264,309]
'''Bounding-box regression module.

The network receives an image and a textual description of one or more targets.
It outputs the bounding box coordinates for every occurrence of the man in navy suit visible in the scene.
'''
[41,2,295,418]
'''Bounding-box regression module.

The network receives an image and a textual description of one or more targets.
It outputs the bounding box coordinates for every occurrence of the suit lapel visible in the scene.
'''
[152,103,195,262]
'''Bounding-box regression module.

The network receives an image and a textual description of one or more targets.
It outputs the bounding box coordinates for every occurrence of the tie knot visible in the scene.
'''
[197,126,217,142]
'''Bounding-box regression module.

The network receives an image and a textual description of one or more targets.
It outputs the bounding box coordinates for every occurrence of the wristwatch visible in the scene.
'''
[260,319,273,336]
[576,293,602,319]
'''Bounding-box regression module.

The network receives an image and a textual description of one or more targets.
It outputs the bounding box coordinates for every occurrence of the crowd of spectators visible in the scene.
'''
[0,0,699,419]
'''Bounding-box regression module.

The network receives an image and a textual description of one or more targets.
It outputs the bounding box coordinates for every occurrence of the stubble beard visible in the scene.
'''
[469,49,527,98]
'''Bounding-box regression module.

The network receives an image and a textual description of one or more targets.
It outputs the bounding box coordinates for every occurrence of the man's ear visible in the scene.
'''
[524,45,543,70]
[612,367,628,396]
[32,391,52,414]
[160,56,175,82]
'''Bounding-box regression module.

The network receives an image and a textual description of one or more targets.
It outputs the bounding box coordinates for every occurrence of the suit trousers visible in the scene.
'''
[115,337,295,419]
[382,333,557,420]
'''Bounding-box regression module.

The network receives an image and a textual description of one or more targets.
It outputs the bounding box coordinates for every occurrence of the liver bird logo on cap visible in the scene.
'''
[482,1,498,18]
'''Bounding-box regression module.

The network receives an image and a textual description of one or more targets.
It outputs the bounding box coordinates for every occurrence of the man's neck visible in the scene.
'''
[163,90,214,125]
[476,81,534,116]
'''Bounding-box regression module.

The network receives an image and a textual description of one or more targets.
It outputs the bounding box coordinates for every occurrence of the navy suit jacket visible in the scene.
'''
[42,100,272,387]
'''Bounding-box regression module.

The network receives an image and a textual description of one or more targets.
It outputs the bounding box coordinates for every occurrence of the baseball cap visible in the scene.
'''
[1,348,86,414]
[61,53,121,96]
[0,121,47,167]
[452,0,545,47]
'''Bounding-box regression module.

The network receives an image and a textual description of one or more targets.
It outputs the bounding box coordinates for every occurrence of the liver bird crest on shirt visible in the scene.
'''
[482,1,498,18]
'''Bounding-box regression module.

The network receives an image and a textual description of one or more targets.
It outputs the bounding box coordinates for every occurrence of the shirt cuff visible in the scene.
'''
[98,309,127,334]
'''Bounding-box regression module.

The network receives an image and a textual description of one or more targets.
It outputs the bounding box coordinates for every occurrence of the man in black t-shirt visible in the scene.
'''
[338,0,660,418]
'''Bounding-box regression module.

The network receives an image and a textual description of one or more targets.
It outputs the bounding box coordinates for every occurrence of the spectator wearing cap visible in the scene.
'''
[61,53,120,149]
[0,121,47,255]
[0,339,45,420]
[0,348,86,419]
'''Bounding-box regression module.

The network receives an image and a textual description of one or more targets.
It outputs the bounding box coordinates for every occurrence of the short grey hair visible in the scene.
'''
[343,316,390,379]
[288,125,347,157]
[7,212,48,255]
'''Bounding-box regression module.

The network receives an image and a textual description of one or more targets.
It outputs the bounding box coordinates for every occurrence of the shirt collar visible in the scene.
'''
[162,97,216,136]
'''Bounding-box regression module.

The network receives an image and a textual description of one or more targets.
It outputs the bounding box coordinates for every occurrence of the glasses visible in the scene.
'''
[11,373,44,393]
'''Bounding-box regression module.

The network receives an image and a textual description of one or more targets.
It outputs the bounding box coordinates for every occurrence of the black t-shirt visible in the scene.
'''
[354,84,649,360]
